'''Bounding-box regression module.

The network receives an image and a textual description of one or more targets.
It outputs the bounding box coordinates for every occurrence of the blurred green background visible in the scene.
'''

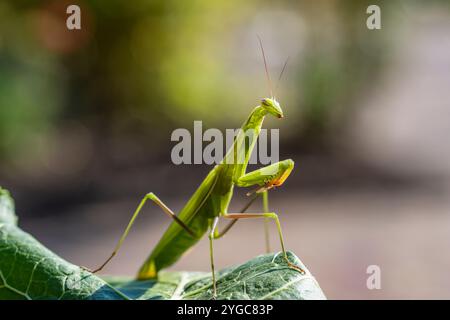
[1,0,450,299]
[0,0,393,173]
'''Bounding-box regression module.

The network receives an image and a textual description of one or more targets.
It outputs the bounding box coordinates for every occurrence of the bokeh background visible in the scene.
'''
[1,0,450,299]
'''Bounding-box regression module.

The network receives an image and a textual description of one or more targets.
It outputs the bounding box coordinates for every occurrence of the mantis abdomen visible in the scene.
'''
[137,167,225,279]
[137,209,209,279]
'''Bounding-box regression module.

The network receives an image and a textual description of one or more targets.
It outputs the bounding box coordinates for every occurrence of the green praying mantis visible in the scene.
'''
[87,39,304,298]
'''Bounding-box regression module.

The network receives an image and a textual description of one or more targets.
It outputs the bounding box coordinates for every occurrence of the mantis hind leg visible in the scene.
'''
[208,217,220,299]
[223,212,305,275]
[87,192,196,274]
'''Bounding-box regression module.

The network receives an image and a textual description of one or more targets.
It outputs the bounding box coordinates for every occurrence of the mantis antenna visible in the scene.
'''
[275,56,290,98]
[257,35,274,98]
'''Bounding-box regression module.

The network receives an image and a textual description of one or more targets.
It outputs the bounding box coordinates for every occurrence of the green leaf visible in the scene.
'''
[0,187,17,226]
[0,187,128,300]
[106,252,326,300]
[0,187,326,300]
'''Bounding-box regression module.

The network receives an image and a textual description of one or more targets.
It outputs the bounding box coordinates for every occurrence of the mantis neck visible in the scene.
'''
[221,105,267,181]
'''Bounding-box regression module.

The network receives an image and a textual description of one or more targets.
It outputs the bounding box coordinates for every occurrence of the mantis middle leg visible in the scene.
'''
[212,193,258,239]
[223,212,305,275]
[206,195,259,297]
[213,191,272,253]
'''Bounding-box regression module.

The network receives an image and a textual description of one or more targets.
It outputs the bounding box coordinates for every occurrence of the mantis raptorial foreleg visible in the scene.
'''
[235,160,295,252]
[89,192,196,273]
[223,212,305,274]
[214,160,293,242]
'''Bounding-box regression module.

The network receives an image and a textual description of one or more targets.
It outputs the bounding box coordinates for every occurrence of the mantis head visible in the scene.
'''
[257,37,288,119]
[261,98,284,118]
